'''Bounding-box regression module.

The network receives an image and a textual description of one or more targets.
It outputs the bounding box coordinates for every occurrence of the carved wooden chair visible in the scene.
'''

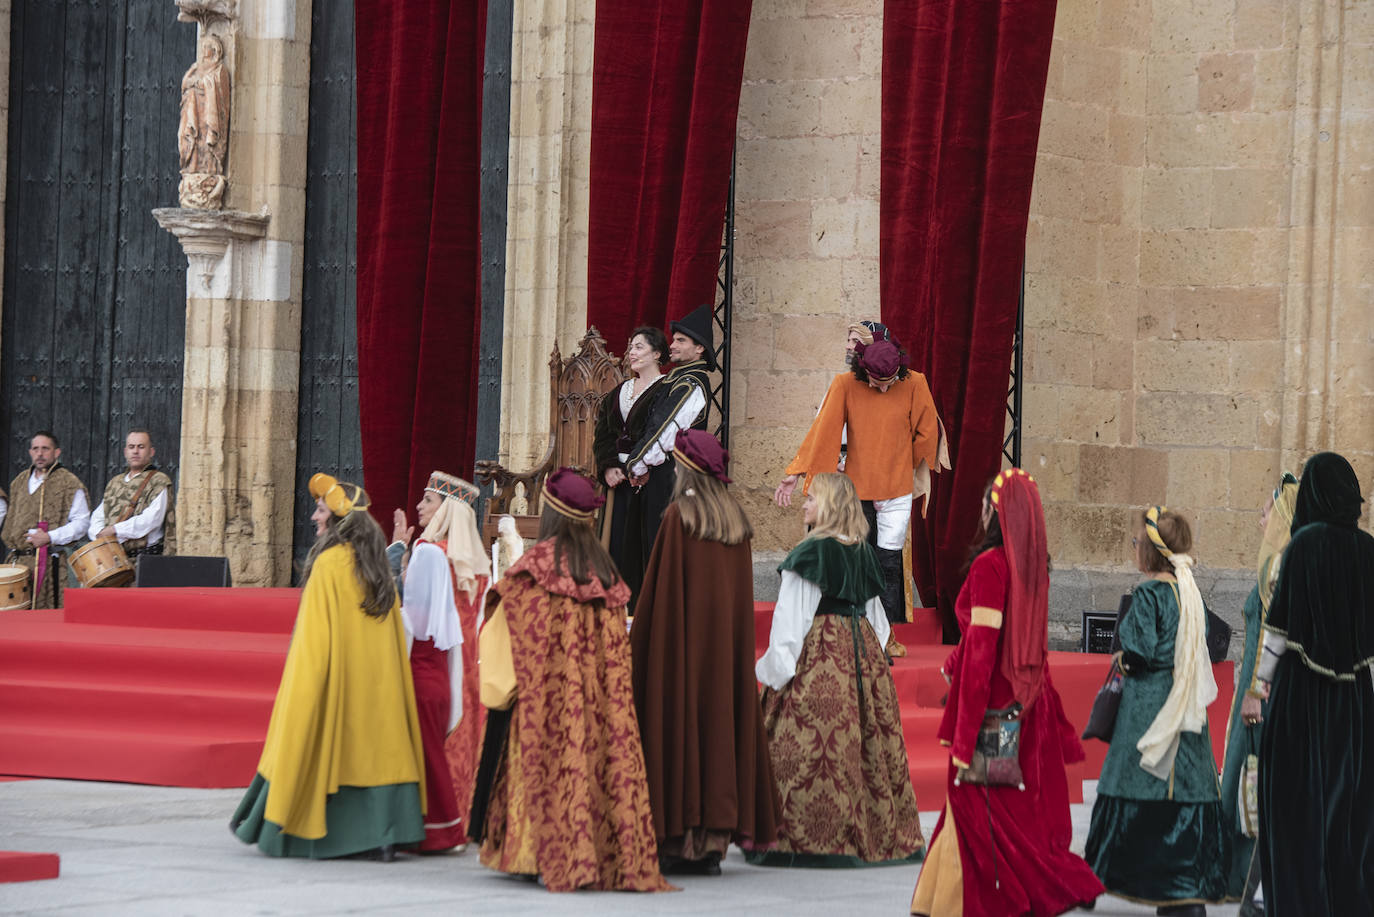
[475,326,627,544]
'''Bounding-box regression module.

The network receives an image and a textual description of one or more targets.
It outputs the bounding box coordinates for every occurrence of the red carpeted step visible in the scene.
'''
[63,587,300,634]
[0,851,60,883]
[0,723,259,788]
[0,677,276,735]
[0,620,289,691]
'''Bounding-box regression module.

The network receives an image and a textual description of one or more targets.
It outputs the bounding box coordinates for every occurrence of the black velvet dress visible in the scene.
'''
[1258,452,1374,916]
[592,377,670,607]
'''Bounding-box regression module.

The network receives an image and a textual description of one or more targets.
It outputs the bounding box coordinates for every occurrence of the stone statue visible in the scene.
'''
[177,35,231,209]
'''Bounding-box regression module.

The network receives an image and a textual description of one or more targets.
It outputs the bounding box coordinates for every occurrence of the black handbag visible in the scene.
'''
[1115,589,1232,665]
[1081,659,1124,742]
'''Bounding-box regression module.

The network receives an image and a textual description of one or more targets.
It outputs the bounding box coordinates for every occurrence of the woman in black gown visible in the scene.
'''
[593,326,669,605]
[1256,451,1373,916]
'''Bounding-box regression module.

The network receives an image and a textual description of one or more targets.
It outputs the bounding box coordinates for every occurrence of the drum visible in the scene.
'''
[0,564,31,610]
[69,537,135,588]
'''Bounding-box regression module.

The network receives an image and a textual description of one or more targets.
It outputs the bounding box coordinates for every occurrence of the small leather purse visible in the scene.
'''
[956,704,1025,790]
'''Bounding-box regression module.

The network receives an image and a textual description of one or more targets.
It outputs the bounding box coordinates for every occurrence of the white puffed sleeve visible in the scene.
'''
[755,570,822,690]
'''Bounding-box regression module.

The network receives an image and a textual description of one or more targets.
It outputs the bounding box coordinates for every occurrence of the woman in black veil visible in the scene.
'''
[1255,452,1373,915]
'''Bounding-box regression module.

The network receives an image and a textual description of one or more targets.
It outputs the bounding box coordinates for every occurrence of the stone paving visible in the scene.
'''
[0,778,1246,916]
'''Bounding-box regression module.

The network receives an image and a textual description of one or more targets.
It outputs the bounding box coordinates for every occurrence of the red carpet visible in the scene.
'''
[0,588,298,788]
[0,589,1231,803]
[0,851,60,883]
[752,602,1234,808]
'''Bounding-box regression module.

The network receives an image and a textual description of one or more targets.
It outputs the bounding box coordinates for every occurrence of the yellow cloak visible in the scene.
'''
[256,544,426,839]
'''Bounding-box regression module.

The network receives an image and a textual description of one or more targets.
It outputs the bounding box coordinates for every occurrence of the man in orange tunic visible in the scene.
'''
[774,338,947,642]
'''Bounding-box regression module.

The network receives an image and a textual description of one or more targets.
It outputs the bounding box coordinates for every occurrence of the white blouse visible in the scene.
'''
[401,541,465,732]
[755,568,890,690]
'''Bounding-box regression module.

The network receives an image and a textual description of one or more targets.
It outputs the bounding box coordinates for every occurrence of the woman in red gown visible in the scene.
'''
[912,468,1103,916]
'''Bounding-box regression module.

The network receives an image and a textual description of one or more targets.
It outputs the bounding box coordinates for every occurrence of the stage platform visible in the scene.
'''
[0,588,1231,810]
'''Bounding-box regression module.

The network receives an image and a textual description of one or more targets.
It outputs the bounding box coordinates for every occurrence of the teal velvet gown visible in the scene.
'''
[1084,578,1229,907]
[1218,584,1265,900]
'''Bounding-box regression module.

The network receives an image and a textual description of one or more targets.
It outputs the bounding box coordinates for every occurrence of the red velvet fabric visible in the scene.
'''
[355,0,486,520]
[880,0,1058,640]
[586,0,753,350]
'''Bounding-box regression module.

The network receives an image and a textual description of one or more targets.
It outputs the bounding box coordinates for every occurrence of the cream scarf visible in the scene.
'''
[1136,554,1217,780]
[418,496,490,601]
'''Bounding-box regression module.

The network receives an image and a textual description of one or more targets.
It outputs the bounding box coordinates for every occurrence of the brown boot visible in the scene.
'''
[886,632,907,658]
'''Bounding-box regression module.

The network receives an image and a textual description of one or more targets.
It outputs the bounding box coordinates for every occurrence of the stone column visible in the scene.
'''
[156,0,311,586]
[1278,0,1374,486]
[498,0,596,470]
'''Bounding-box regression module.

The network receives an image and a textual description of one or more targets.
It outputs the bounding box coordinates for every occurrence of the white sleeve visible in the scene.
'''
[401,542,463,652]
[0,496,6,533]
[630,386,708,477]
[755,570,822,690]
[48,490,91,546]
[113,489,167,543]
[865,594,890,649]
[87,501,107,541]
[1255,627,1287,683]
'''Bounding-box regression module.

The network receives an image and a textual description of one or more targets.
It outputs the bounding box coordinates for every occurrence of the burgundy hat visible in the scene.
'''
[674,428,732,483]
[542,468,605,521]
[856,340,908,384]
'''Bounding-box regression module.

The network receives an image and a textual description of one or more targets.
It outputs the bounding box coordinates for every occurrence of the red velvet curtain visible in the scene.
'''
[586,0,753,351]
[355,0,486,520]
[880,0,1057,639]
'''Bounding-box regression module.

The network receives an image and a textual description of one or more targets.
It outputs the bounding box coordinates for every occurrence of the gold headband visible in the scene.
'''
[989,467,1034,507]
[674,448,709,478]
[543,487,596,522]
[1144,505,1171,557]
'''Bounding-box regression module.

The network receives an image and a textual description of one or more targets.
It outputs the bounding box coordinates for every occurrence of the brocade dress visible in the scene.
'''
[1084,578,1228,907]
[468,540,670,892]
[751,536,924,866]
[1217,584,1265,900]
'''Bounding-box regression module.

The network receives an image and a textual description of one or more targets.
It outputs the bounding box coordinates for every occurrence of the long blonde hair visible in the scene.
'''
[673,465,753,545]
[803,473,868,544]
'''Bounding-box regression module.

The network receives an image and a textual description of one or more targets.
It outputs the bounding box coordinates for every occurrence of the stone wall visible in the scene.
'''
[1024,0,1373,579]
[729,0,887,553]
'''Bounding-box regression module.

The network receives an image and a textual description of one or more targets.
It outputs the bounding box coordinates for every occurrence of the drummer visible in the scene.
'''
[88,430,175,569]
[0,431,90,608]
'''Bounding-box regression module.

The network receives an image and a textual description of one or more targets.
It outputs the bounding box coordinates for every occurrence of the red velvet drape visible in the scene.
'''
[355,0,486,519]
[880,0,1058,640]
[586,0,753,351]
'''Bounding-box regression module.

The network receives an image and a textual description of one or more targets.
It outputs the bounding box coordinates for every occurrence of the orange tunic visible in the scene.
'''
[785,372,941,501]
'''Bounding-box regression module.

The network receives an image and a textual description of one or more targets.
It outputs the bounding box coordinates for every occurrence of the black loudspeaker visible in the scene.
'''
[134,555,232,588]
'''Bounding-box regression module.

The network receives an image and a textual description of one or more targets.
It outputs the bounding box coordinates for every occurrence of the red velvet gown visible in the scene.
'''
[912,548,1103,916]
[411,637,465,850]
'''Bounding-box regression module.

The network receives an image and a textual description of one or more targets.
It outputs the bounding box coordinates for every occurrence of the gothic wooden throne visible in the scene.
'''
[475,326,627,543]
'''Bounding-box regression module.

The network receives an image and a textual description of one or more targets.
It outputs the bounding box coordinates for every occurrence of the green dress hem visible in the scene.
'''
[230,773,425,859]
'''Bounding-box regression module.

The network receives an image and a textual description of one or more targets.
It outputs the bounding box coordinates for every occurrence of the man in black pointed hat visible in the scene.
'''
[619,304,715,583]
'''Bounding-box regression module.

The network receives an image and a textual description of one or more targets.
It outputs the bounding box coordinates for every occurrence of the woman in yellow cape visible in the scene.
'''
[231,473,426,859]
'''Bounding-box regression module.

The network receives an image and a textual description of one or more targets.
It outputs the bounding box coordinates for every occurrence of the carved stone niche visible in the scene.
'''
[152,207,270,293]
[176,0,236,24]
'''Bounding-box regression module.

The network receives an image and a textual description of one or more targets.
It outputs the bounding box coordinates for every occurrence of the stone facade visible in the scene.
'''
[1024,0,1373,578]
[730,0,887,553]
